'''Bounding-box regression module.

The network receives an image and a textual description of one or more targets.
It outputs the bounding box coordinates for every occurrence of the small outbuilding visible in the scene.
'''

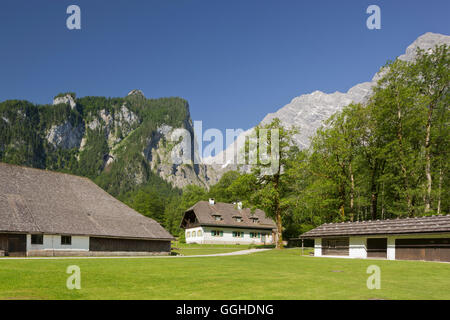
[0,163,174,257]
[300,215,450,262]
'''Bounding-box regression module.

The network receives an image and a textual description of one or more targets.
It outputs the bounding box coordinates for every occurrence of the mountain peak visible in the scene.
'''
[127,89,145,97]
[399,32,450,62]
[53,93,76,109]
[206,32,450,175]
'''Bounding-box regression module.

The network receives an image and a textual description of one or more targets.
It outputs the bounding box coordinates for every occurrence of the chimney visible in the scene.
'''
[237,201,243,210]
[209,198,215,205]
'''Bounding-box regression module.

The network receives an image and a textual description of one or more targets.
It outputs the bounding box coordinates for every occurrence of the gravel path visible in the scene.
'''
[0,249,271,260]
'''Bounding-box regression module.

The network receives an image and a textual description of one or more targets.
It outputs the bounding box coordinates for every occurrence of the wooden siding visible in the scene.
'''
[367,238,387,258]
[322,238,349,256]
[0,234,7,255]
[0,234,27,257]
[395,238,450,262]
[89,237,171,253]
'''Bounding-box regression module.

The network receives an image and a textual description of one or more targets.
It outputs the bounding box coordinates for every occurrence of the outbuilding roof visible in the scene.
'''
[181,201,276,230]
[0,163,174,240]
[300,215,450,238]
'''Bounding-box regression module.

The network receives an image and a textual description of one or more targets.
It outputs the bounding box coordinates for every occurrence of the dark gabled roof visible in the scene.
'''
[300,215,450,238]
[0,163,174,240]
[181,201,276,230]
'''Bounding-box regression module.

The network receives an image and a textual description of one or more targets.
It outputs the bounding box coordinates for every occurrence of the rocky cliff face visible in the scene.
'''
[205,32,450,175]
[0,91,216,192]
[46,121,85,150]
[142,123,218,189]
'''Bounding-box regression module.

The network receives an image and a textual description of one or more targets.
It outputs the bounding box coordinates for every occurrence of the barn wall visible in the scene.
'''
[26,235,89,256]
[314,238,322,257]
[390,233,450,262]
[0,233,27,256]
[387,237,396,260]
[385,233,450,260]
[349,237,367,259]
[313,233,450,261]
[89,237,171,254]
[0,234,8,255]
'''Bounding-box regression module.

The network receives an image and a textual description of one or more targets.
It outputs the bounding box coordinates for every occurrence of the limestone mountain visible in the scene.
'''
[0,91,218,196]
[206,32,450,174]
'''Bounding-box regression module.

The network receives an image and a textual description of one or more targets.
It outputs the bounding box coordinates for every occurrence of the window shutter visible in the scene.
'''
[220,231,223,237]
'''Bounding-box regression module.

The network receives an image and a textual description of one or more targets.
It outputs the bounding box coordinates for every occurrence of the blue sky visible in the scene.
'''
[0,0,449,141]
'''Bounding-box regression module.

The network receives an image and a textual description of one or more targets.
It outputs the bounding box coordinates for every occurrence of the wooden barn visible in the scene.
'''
[300,215,450,262]
[0,163,174,257]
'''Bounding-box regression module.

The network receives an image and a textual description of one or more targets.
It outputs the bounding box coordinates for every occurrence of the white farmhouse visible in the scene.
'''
[180,199,276,245]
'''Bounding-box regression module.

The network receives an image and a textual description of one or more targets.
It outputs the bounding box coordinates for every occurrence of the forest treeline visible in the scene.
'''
[0,45,448,240]
[140,44,449,239]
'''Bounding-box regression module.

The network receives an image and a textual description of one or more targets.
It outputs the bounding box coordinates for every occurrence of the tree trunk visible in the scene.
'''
[437,165,443,214]
[370,165,378,220]
[276,208,283,249]
[396,100,412,214]
[349,162,355,221]
[273,173,283,250]
[424,106,434,212]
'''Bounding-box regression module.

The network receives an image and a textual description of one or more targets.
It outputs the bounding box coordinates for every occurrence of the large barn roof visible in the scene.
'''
[300,215,450,238]
[181,201,276,230]
[0,163,174,240]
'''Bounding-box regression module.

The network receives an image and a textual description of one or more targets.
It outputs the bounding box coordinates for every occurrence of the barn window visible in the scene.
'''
[61,235,72,245]
[198,230,203,237]
[187,232,191,238]
[322,238,349,256]
[192,231,196,237]
[31,234,43,245]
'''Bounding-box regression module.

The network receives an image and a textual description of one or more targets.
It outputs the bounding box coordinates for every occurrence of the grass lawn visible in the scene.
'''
[0,249,448,300]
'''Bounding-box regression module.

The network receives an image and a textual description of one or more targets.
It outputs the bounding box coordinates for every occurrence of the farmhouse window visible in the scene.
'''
[61,236,72,245]
[31,234,43,245]
[232,231,244,238]
[211,230,223,237]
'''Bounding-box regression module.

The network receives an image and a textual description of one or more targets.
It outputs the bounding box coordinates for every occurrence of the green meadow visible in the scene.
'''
[0,249,448,300]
